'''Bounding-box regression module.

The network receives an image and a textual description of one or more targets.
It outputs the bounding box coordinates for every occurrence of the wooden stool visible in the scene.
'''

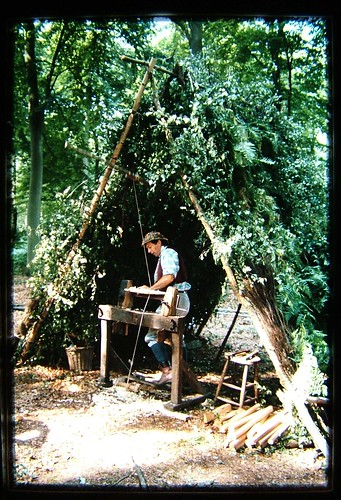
[214,351,261,408]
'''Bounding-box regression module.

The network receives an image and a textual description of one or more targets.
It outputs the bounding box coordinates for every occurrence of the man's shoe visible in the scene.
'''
[156,366,172,385]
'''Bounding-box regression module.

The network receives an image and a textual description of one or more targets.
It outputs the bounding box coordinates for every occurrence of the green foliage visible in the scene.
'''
[11,17,330,375]
[26,188,98,361]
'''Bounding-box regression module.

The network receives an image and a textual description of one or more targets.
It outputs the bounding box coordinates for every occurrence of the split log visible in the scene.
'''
[203,403,232,424]
[227,406,274,442]
[245,417,269,448]
[257,423,285,448]
[210,402,292,450]
[218,409,246,433]
[219,404,261,433]
[258,428,280,448]
[228,434,248,451]
[267,421,291,445]
[247,410,290,445]
[220,408,244,423]
[227,404,261,431]
[18,58,157,363]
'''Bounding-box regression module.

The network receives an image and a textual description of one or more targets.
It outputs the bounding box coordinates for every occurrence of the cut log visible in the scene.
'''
[246,416,269,438]
[245,417,269,448]
[218,409,246,433]
[227,406,274,441]
[267,421,291,445]
[204,403,232,424]
[227,433,248,450]
[220,408,244,423]
[258,427,280,447]
[257,418,291,448]
[227,404,262,431]
[219,404,260,433]
[204,411,216,424]
[214,403,233,416]
[247,410,289,445]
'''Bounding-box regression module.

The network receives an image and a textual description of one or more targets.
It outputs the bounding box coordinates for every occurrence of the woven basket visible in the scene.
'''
[65,346,93,371]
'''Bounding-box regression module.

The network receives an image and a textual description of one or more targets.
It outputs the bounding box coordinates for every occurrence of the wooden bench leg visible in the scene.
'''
[214,357,230,402]
[100,319,112,386]
[254,363,259,402]
[171,329,183,405]
[239,364,249,407]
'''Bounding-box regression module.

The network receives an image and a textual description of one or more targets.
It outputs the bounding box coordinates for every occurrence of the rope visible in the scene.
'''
[133,181,152,286]
[126,181,153,382]
[127,294,150,383]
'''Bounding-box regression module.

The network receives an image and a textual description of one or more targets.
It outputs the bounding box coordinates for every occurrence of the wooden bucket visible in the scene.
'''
[65,346,93,371]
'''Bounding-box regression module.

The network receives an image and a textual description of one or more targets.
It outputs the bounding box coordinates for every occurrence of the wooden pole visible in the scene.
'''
[19,58,157,363]
[100,319,112,386]
[65,142,147,185]
[121,54,175,76]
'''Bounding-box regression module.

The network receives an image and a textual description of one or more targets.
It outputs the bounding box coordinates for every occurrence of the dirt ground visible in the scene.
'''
[8,277,331,494]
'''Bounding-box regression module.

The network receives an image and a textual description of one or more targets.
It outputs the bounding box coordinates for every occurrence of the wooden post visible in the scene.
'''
[119,279,133,335]
[160,287,182,404]
[171,326,183,405]
[99,317,112,386]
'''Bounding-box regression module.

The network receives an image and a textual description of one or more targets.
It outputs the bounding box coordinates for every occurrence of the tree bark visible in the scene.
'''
[25,21,68,265]
[174,21,203,56]
[25,22,44,266]
[188,21,203,55]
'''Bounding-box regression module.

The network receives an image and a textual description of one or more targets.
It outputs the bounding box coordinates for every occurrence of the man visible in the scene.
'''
[139,231,191,385]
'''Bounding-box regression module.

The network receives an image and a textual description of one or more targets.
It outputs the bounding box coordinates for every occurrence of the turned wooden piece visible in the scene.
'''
[161,286,178,316]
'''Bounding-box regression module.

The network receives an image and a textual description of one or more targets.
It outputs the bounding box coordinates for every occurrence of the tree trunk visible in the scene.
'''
[25,22,44,266]
[188,21,203,55]
[174,21,203,56]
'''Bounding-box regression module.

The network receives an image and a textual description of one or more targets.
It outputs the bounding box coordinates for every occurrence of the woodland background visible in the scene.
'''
[1,15,334,456]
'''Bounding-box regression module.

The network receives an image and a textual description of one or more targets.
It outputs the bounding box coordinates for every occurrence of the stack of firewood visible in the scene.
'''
[204,403,292,451]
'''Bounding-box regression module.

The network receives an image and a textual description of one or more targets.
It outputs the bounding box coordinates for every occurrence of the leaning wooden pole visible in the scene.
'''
[180,173,329,458]
[19,58,157,363]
